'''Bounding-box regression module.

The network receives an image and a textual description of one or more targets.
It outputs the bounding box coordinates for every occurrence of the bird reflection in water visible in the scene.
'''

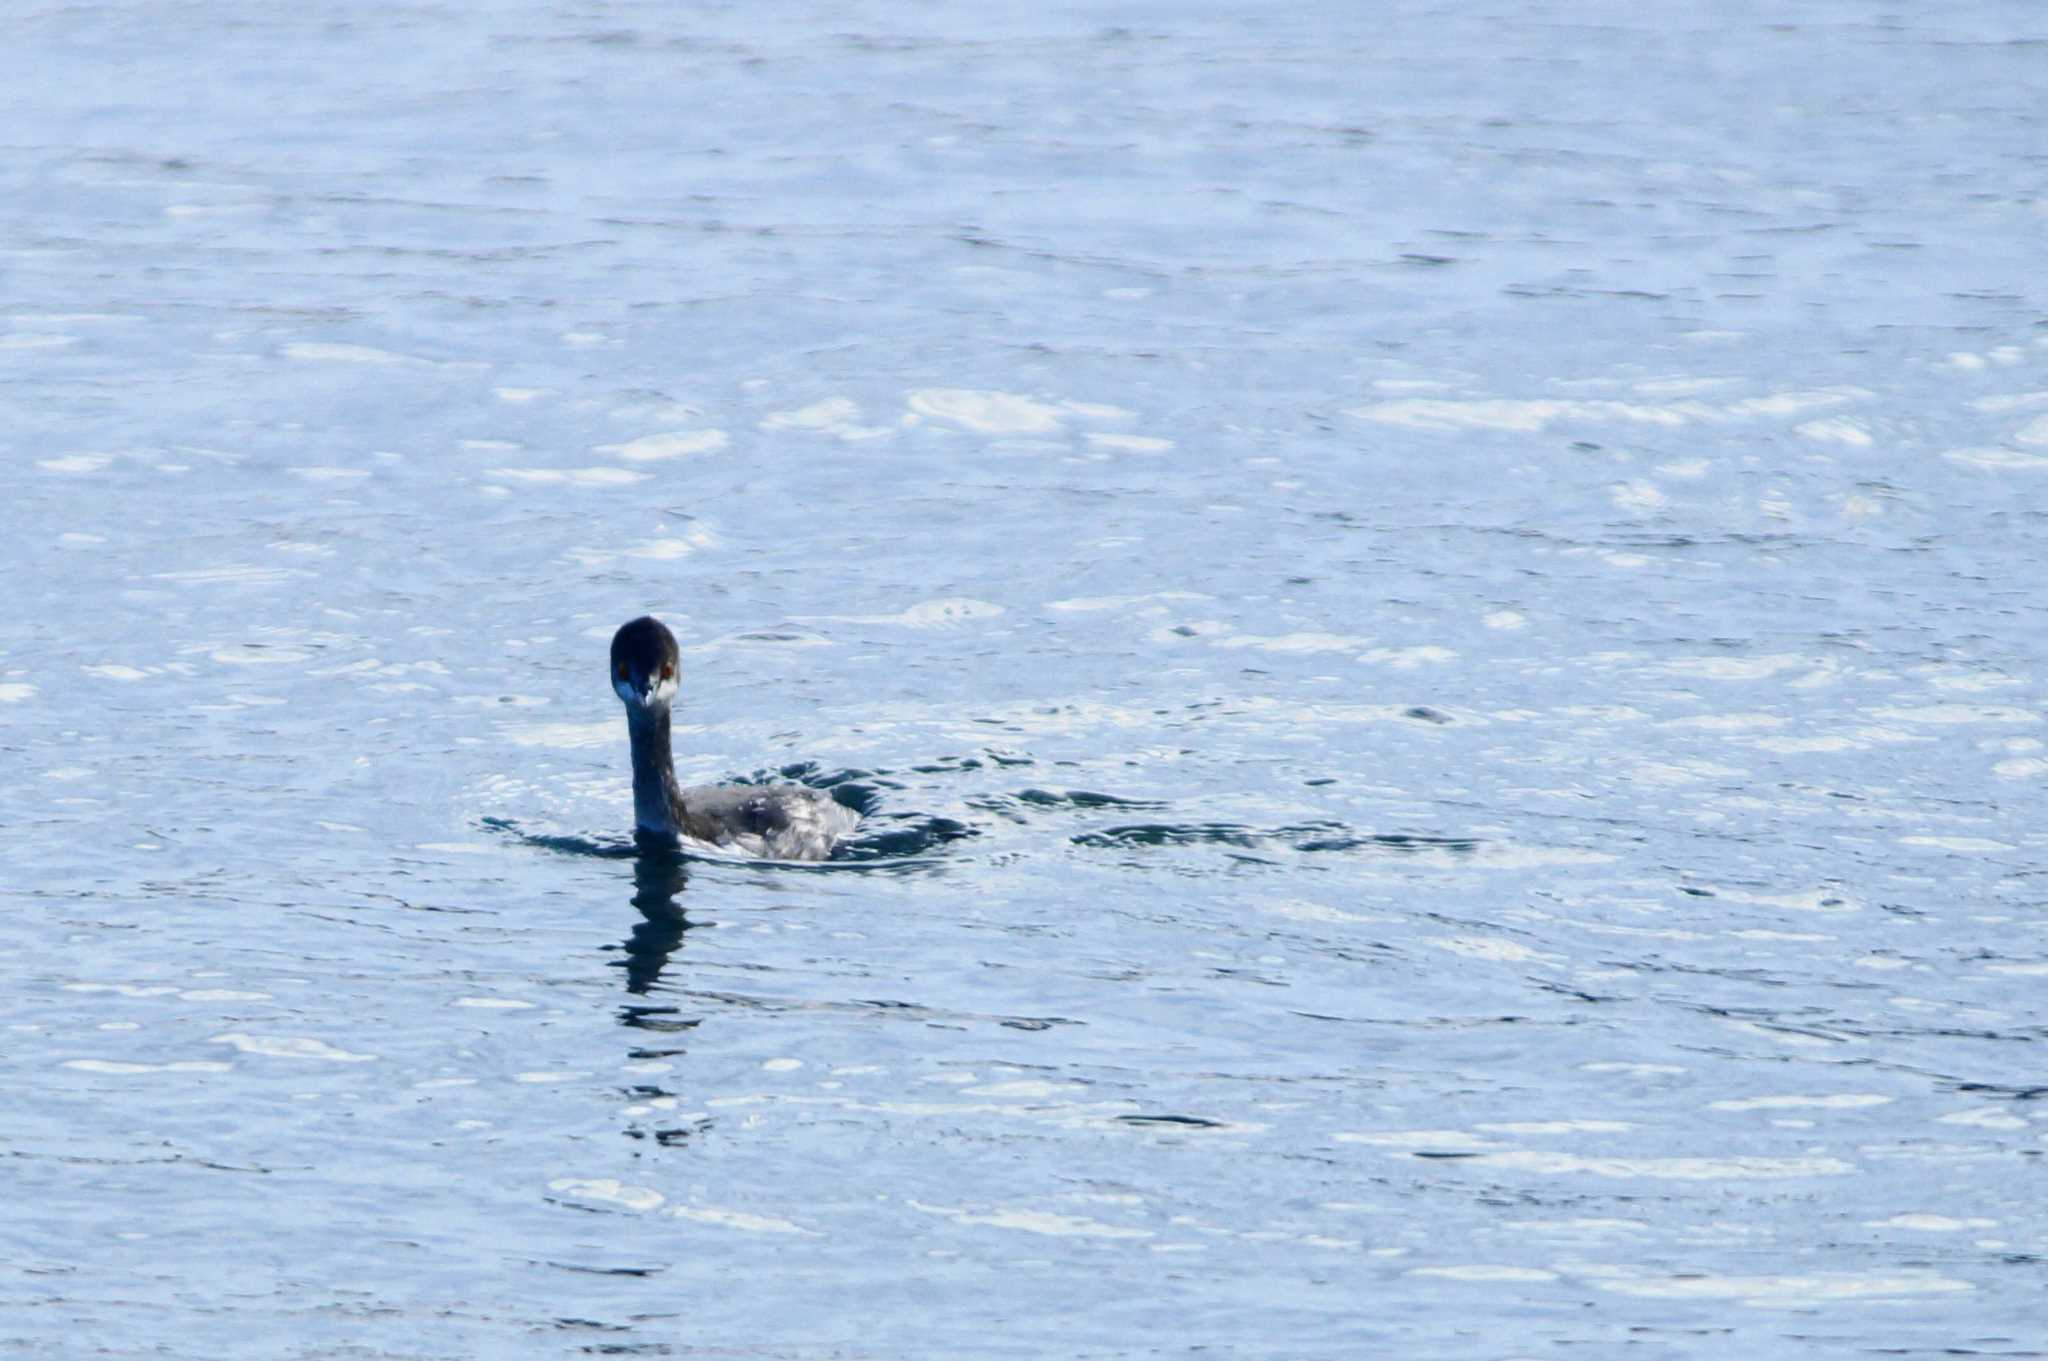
[612,836,697,1029]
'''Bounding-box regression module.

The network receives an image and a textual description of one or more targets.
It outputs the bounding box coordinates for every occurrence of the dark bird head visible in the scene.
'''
[610,615,680,711]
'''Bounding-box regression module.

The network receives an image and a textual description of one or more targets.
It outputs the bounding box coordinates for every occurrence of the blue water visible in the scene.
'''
[6,3,2048,1357]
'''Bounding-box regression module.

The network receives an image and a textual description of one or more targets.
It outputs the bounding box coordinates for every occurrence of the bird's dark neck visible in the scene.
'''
[625,704,686,836]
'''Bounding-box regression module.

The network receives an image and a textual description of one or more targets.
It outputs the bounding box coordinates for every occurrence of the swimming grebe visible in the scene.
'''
[611,615,859,860]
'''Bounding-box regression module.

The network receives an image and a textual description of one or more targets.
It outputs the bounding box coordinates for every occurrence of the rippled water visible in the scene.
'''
[6,3,2048,1357]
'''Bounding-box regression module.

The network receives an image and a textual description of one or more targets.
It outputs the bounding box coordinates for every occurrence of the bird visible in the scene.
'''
[608,615,860,861]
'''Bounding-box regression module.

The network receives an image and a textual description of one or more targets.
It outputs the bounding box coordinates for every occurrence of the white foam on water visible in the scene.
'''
[601,430,729,461]
[1428,937,1553,964]
[1202,630,1369,653]
[488,467,647,486]
[761,397,891,440]
[1580,1268,1969,1305]
[910,1201,1151,1239]
[1944,447,2048,470]
[210,645,311,664]
[547,1178,664,1212]
[1357,645,1458,667]
[1333,1130,1501,1150]
[1870,1214,1998,1231]
[211,1034,375,1062]
[963,1080,1081,1098]
[568,529,716,566]
[39,452,116,476]
[1899,836,2013,852]
[906,388,1066,434]
[1709,1094,1890,1112]
[1044,591,1210,614]
[1084,433,1175,452]
[1971,391,2048,412]
[63,1060,233,1075]
[1465,845,1616,869]
[1348,388,1866,432]
[1663,654,1811,681]
[1873,704,2035,725]
[283,342,419,364]
[64,983,180,997]
[1258,900,1389,925]
[1507,1220,1652,1243]
[500,719,668,750]
[801,598,1004,629]
[1712,887,1860,914]
[1472,1151,1854,1179]
[670,1206,817,1235]
[159,566,307,588]
[1797,417,1873,445]
[1409,1265,1557,1282]
[1611,480,1666,511]
[1662,712,1784,731]
[1752,734,1863,753]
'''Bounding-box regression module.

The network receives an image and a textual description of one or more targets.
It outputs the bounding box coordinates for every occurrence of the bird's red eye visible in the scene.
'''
[659,662,674,681]
[615,662,628,681]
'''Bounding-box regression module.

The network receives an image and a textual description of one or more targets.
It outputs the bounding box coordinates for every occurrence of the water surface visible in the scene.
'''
[5,3,2047,1358]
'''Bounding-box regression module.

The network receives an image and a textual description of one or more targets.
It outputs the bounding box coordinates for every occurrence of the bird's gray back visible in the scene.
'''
[676,783,860,861]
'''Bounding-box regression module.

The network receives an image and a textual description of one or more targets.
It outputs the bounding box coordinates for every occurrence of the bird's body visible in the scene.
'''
[612,615,859,861]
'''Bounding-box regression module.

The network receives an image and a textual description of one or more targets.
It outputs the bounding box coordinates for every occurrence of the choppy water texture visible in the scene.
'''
[5,3,2048,1357]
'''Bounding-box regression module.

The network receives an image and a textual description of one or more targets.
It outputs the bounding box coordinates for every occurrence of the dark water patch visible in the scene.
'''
[482,818,639,859]
[668,988,1080,1031]
[832,813,977,864]
[617,1007,698,1033]
[1017,787,1168,810]
[1074,821,1270,849]
[1949,1082,2048,1101]
[1535,981,1629,1004]
[1073,820,1481,856]
[969,787,1170,822]
[542,1262,667,1278]
[1118,1113,1227,1129]
[484,813,974,870]
[623,1112,714,1147]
